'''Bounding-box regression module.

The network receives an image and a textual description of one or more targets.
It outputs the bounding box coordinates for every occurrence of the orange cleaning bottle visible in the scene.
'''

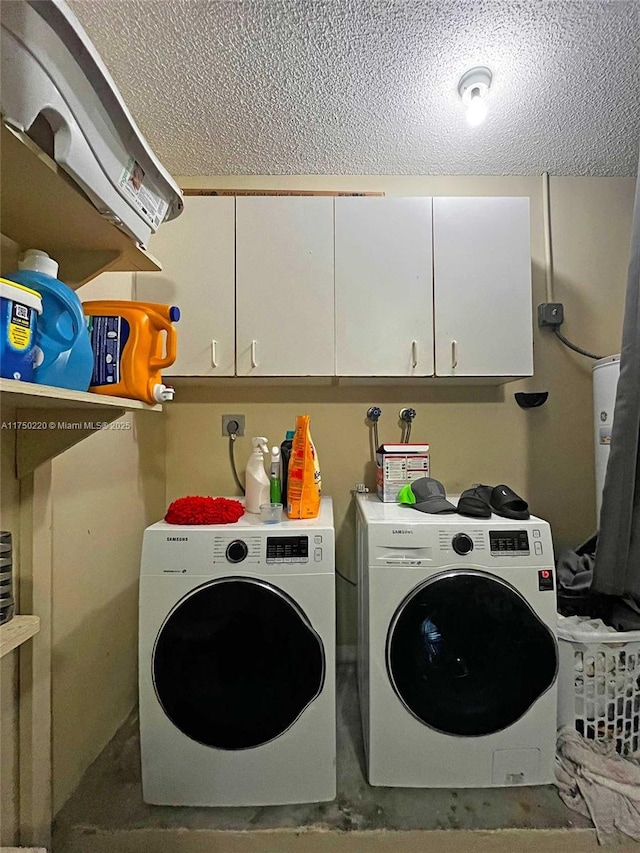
[82,300,179,404]
[287,414,321,519]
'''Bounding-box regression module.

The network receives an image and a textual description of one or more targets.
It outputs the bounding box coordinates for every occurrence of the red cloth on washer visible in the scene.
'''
[165,496,244,525]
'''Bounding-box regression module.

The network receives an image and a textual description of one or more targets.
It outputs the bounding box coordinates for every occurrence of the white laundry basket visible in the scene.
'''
[557,614,640,756]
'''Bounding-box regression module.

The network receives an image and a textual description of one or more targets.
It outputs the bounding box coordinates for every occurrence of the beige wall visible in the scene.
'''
[52,273,165,812]
[166,174,634,647]
[50,408,165,812]
[48,272,166,814]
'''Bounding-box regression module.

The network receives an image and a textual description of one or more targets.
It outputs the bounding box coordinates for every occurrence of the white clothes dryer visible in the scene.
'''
[139,498,335,806]
[356,493,558,788]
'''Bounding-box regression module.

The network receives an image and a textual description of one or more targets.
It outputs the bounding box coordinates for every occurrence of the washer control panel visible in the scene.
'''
[211,533,327,566]
[142,503,334,576]
[438,529,486,553]
[266,535,310,564]
[213,535,261,564]
[489,530,530,556]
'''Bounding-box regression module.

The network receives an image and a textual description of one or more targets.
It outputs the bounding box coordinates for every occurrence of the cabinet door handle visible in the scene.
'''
[451,340,458,370]
[411,340,418,369]
[251,340,258,368]
[211,339,218,368]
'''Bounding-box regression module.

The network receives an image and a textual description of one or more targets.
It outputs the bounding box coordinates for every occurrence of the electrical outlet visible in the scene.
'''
[222,414,245,436]
[538,303,564,327]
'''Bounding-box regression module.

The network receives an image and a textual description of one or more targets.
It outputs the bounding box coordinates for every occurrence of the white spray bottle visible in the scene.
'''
[245,437,270,513]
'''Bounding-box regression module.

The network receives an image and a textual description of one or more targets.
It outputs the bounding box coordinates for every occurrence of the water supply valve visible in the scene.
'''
[399,407,416,442]
[366,406,382,421]
[366,406,382,450]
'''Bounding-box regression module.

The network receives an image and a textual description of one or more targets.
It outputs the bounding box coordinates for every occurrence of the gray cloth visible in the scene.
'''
[556,548,594,593]
[595,138,640,602]
[557,532,597,593]
[609,597,640,631]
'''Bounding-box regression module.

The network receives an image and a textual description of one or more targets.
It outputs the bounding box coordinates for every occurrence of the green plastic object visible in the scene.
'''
[397,484,416,505]
[270,474,282,503]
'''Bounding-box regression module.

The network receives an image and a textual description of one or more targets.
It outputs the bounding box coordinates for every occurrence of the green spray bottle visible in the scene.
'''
[270,445,282,503]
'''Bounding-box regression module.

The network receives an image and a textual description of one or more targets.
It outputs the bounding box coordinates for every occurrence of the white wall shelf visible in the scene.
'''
[0,378,161,477]
[0,123,161,288]
[0,615,40,659]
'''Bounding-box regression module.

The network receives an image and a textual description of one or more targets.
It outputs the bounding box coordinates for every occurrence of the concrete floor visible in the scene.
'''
[53,663,598,853]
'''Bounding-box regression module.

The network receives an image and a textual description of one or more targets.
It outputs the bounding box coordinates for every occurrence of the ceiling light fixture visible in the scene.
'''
[458,66,492,127]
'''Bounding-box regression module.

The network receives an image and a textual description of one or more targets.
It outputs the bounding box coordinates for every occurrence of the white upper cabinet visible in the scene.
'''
[433,197,533,378]
[235,197,335,376]
[136,196,236,376]
[134,194,532,382]
[335,197,434,376]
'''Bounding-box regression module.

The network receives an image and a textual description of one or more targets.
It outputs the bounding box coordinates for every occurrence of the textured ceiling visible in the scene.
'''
[66,0,640,177]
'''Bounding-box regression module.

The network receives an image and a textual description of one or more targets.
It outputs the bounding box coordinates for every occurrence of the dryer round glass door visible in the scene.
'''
[153,578,325,749]
[386,570,557,736]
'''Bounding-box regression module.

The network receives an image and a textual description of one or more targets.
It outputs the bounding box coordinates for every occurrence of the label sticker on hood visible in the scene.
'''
[119,156,169,228]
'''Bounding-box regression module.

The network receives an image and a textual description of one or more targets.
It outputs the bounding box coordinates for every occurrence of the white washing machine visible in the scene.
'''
[356,493,558,788]
[139,497,335,806]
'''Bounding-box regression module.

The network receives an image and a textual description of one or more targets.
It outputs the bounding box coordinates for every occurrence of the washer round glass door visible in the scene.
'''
[387,570,557,736]
[153,578,325,749]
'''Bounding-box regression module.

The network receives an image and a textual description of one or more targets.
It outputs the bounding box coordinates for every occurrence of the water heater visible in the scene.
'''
[592,354,620,522]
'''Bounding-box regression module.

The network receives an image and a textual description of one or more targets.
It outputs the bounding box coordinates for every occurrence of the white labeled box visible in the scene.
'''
[375,444,430,502]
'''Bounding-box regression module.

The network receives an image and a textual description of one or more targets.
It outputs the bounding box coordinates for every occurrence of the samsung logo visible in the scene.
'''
[392,529,413,534]
[166,536,188,542]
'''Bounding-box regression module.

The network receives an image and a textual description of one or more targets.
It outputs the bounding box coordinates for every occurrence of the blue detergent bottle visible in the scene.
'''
[5,250,94,391]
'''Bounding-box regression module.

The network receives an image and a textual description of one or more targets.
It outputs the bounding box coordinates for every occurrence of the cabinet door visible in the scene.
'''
[136,196,235,376]
[235,197,334,376]
[335,197,434,376]
[433,197,533,377]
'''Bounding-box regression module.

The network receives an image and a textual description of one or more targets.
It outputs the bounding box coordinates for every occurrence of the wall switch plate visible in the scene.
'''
[222,414,245,436]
